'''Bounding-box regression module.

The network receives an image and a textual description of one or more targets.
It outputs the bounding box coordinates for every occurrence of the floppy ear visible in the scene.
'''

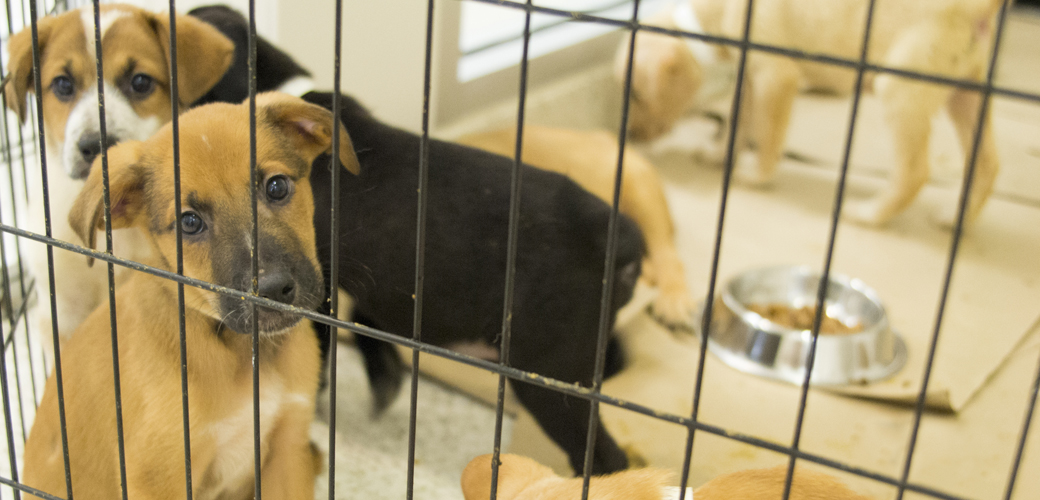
[2,15,57,122]
[147,12,235,107]
[69,141,148,266]
[258,92,361,175]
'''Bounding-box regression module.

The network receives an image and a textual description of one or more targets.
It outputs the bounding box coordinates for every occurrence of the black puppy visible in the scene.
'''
[190,5,645,474]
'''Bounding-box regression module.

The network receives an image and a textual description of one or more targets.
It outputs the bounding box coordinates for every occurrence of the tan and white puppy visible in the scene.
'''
[3,4,233,352]
[458,126,696,330]
[617,0,1005,227]
[22,93,359,500]
[462,453,872,500]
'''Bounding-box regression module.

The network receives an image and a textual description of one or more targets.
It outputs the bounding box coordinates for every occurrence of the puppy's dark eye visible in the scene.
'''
[129,74,155,97]
[181,212,206,235]
[265,175,292,203]
[50,76,75,101]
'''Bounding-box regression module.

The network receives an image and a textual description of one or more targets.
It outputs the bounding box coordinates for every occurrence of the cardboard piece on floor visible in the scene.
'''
[653,150,1040,411]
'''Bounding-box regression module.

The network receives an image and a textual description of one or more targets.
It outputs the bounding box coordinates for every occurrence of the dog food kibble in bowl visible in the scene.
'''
[746,304,864,335]
[704,265,907,386]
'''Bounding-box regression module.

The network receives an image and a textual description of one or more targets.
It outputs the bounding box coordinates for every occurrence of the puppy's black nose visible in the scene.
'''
[77,132,120,167]
[257,270,297,305]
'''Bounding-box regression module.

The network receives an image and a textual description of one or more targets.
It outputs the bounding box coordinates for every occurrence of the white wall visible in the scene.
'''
[273,0,430,133]
[125,0,279,41]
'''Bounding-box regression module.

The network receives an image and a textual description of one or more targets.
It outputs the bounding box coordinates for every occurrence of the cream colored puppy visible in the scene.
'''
[462,453,872,500]
[617,0,1005,227]
[458,125,696,330]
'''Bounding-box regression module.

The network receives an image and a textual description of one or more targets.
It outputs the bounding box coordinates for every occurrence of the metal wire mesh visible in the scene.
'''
[0,0,1034,499]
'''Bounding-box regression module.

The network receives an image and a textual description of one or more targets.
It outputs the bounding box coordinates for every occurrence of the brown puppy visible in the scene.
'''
[617,0,1005,228]
[21,92,358,500]
[458,126,696,330]
[462,453,872,500]
[3,4,233,357]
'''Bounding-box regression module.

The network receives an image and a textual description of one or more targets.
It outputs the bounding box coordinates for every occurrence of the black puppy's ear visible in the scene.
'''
[69,141,148,267]
[258,92,361,175]
[2,14,57,122]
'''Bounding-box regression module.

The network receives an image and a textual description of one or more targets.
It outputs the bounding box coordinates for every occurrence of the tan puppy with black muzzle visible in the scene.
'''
[462,453,873,500]
[458,126,696,330]
[617,0,1005,228]
[3,4,233,355]
[21,92,360,500]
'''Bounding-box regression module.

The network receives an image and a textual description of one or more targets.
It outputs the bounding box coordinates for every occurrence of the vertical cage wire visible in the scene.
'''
[580,0,643,495]
[488,1,534,499]
[88,0,132,498]
[165,1,196,498]
[676,0,755,495]
[405,0,438,498]
[0,234,19,499]
[0,0,35,440]
[1004,345,1040,499]
[895,1,1012,498]
[245,0,263,498]
[0,44,30,447]
[781,0,879,497]
[327,0,344,498]
[26,0,75,496]
[0,152,27,448]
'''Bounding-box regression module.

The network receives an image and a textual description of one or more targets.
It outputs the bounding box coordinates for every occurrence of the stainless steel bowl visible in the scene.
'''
[703,266,907,386]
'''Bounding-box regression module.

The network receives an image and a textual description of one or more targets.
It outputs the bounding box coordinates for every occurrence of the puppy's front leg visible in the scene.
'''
[257,410,320,500]
[738,55,800,187]
[728,55,798,187]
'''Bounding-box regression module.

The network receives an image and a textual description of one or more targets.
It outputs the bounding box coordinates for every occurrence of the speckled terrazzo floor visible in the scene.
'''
[310,343,513,500]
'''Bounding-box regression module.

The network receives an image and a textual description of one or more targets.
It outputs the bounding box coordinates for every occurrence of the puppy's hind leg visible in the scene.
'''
[508,379,628,476]
[937,88,999,228]
[845,18,969,226]
[737,55,801,187]
[353,324,405,415]
[509,336,629,475]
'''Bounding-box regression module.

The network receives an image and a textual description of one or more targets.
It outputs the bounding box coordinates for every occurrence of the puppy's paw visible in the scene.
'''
[731,154,775,188]
[930,204,978,231]
[692,139,728,167]
[842,199,890,227]
[734,168,776,188]
[648,291,697,334]
[930,206,959,230]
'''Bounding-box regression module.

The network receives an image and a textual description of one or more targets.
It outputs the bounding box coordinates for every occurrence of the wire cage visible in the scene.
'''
[0,0,1037,499]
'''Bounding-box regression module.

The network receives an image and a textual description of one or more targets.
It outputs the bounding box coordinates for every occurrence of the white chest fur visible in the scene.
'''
[197,378,310,499]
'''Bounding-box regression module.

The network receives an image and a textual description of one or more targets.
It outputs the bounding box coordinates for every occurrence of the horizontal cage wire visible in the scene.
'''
[0,0,1036,499]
